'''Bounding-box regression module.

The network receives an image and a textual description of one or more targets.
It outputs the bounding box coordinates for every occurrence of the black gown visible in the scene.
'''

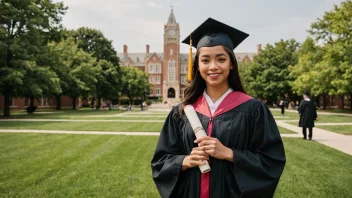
[298,100,317,128]
[151,94,286,198]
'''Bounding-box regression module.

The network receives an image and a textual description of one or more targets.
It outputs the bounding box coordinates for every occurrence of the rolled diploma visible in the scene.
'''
[184,105,211,173]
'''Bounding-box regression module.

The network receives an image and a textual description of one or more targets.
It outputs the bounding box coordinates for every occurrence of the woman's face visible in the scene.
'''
[197,45,232,89]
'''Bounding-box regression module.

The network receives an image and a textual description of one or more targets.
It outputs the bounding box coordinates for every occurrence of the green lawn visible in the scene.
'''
[270,109,352,123]
[0,134,351,198]
[278,126,295,134]
[316,125,352,135]
[1,109,168,120]
[0,121,164,132]
[0,133,159,198]
[275,138,352,198]
[317,109,352,114]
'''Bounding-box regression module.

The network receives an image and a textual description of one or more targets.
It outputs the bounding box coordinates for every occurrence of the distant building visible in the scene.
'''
[118,9,257,104]
[0,9,258,111]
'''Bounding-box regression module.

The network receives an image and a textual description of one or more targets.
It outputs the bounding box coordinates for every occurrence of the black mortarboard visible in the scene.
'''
[182,18,249,50]
[303,91,310,97]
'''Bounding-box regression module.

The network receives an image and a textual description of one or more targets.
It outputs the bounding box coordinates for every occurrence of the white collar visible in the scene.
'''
[304,98,311,101]
[203,88,233,116]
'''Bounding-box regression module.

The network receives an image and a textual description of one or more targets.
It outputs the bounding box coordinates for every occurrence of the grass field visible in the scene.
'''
[278,127,295,134]
[0,134,351,198]
[316,125,352,135]
[0,121,165,132]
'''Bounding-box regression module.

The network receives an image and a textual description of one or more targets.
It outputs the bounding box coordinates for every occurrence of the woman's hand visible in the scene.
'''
[195,136,233,162]
[182,147,209,171]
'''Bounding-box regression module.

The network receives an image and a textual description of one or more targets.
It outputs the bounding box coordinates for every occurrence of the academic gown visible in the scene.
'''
[151,91,286,198]
[298,100,317,128]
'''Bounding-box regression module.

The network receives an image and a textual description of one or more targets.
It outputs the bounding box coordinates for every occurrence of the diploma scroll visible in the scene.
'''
[184,105,211,173]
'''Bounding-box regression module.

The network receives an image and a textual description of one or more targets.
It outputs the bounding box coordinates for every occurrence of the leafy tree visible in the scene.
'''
[308,0,352,109]
[244,39,299,102]
[67,27,120,108]
[120,66,151,105]
[0,0,66,116]
[48,38,98,110]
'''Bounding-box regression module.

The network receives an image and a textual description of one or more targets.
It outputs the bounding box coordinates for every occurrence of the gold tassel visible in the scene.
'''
[187,35,193,82]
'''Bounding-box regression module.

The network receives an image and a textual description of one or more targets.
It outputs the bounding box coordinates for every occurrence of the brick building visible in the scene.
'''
[0,9,258,111]
[118,9,257,104]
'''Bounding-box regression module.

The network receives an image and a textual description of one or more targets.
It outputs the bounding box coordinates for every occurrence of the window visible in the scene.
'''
[149,64,154,73]
[156,64,161,73]
[170,49,173,55]
[156,76,161,84]
[168,59,176,82]
[149,76,153,83]
[24,97,29,106]
[169,72,175,82]
[168,59,176,69]
[41,97,48,106]
[181,65,187,74]
[181,76,186,85]
[150,89,153,95]
[156,88,160,95]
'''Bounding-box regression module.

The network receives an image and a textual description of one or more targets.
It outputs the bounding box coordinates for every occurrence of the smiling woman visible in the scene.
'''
[151,18,286,198]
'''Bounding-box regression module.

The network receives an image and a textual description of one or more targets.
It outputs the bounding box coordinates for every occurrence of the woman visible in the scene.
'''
[151,18,286,198]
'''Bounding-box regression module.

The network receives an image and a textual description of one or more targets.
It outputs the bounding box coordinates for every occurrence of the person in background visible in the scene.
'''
[279,98,285,116]
[298,91,318,140]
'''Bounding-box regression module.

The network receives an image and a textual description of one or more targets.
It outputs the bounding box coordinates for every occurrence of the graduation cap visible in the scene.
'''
[183,18,249,81]
[303,91,310,97]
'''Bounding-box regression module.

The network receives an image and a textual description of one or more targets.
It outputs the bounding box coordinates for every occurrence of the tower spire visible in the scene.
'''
[167,5,176,25]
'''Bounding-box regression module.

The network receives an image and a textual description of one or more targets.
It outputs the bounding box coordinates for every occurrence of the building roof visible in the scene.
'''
[118,52,256,66]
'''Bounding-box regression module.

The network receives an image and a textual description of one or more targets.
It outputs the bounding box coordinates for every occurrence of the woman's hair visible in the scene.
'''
[180,45,246,113]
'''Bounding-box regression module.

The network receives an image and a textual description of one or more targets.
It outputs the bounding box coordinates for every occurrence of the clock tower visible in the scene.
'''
[163,8,181,104]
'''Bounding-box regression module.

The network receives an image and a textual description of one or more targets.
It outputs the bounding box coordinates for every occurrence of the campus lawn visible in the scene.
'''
[0,134,159,198]
[316,125,352,135]
[0,134,351,198]
[270,109,352,123]
[278,127,295,134]
[317,109,352,114]
[275,138,352,198]
[0,109,168,120]
[0,121,164,132]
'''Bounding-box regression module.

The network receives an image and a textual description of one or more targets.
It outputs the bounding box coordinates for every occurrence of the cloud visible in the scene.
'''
[148,2,163,8]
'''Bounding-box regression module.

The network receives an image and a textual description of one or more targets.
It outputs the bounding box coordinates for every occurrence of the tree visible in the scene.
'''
[120,66,151,105]
[67,27,121,108]
[308,0,352,109]
[48,38,98,110]
[0,0,66,116]
[244,39,299,102]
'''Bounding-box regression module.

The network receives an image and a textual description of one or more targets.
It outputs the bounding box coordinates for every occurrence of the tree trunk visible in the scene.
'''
[95,97,101,110]
[72,97,77,110]
[322,94,327,110]
[3,89,10,117]
[56,95,62,110]
[340,95,344,110]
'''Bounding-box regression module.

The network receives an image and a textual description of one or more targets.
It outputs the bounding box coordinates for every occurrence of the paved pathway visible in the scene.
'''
[276,120,352,156]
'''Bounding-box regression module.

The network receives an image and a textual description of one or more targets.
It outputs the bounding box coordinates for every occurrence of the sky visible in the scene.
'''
[55,0,345,54]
